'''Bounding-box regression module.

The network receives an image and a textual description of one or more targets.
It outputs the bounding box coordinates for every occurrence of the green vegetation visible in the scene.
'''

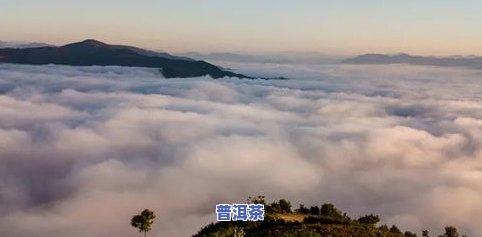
[193,197,467,237]
[131,209,156,237]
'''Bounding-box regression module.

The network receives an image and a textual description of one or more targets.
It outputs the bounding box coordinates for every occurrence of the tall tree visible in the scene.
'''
[131,209,156,237]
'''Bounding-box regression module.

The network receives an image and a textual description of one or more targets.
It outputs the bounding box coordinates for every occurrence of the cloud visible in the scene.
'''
[0,63,481,236]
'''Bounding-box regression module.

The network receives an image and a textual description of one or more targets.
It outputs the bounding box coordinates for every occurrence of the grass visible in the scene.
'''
[275,213,306,223]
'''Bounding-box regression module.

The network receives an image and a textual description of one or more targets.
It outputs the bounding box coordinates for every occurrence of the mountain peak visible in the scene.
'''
[79,39,107,46]
[62,39,108,49]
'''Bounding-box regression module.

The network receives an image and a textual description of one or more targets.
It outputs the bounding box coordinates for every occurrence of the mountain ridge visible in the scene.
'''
[343,53,482,69]
[180,51,342,64]
[0,40,52,49]
[0,39,250,79]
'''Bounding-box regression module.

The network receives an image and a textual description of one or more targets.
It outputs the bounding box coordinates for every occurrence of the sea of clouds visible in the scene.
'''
[0,62,482,237]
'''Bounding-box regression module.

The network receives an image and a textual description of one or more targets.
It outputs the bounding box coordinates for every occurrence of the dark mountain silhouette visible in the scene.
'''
[0,39,250,78]
[343,53,482,69]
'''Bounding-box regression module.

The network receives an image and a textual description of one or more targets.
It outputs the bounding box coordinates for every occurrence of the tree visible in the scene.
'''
[422,230,430,237]
[358,214,380,225]
[309,205,320,215]
[321,203,343,218]
[296,204,310,214]
[404,231,418,237]
[268,202,281,213]
[390,225,402,234]
[248,196,266,205]
[439,226,459,237]
[278,199,292,213]
[379,225,389,232]
[131,209,156,237]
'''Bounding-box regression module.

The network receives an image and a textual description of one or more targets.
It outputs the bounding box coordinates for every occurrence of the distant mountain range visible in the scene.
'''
[0,39,249,79]
[4,40,480,75]
[180,52,341,64]
[343,53,482,69]
[0,40,52,49]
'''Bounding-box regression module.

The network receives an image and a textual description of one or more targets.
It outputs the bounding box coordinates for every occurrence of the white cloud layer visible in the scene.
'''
[0,63,482,236]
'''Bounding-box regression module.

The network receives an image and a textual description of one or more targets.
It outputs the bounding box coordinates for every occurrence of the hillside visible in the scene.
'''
[193,197,466,237]
[0,39,250,79]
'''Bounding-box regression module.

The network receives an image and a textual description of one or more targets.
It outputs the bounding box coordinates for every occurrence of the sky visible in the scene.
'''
[2,0,482,55]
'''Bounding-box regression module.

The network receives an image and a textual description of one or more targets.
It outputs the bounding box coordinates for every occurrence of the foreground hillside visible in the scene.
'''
[193,197,466,237]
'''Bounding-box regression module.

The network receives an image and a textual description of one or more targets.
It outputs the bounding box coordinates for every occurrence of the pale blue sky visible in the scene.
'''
[1,0,482,55]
